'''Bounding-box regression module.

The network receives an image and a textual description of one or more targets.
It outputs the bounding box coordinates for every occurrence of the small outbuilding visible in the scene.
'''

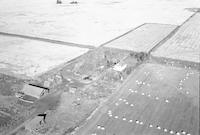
[21,84,45,99]
[113,63,127,72]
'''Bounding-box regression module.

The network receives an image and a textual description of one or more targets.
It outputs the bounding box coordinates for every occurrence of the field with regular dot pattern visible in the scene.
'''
[75,63,199,135]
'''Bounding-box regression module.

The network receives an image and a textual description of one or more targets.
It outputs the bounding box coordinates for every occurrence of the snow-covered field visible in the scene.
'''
[0,0,199,78]
[105,23,177,52]
[152,13,200,63]
[0,35,88,78]
[0,0,199,46]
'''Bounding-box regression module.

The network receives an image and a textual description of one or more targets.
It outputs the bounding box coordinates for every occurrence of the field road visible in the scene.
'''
[75,63,199,135]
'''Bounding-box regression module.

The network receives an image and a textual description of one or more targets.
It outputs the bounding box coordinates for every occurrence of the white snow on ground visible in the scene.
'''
[0,35,88,78]
[105,23,177,52]
[0,0,199,46]
[152,13,200,63]
[0,0,199,78]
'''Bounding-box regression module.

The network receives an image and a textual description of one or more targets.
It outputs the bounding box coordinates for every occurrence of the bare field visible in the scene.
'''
[75,63,199,135]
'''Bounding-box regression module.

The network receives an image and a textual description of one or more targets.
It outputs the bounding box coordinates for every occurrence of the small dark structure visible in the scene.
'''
[57,0,62,4]
[70,1,78,4]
